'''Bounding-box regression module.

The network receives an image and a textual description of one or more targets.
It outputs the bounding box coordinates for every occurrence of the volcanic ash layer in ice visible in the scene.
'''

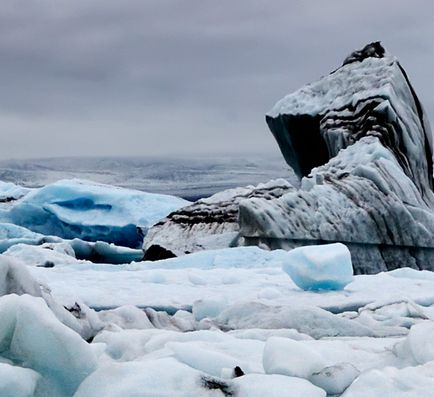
[143,179,293,259]
[239,42,434,273]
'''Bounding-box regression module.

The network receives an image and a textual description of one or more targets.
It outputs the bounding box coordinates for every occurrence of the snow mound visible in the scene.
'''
[5,179,189,248]
[263,336,326,378]
[282,243,353,290]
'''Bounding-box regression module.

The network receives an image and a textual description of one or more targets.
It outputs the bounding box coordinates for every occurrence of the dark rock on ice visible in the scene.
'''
[143,244,176,261]
[240,42,434,273]
[233,366,245,378]
[200,375,235,396]
[342,41,385,66]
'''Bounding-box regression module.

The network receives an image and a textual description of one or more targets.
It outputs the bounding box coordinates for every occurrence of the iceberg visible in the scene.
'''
[143,179,292,258]
[3,179,189,248]
[238,42,434,273]
[0,181,31,203]
[0,223,59,254]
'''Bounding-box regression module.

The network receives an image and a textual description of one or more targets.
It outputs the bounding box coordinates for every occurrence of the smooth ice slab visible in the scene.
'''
[282,243,353,291]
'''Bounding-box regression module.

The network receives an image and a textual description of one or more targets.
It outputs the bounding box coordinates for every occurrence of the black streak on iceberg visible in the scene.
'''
[241,43,434,273]
[143,179,293,257]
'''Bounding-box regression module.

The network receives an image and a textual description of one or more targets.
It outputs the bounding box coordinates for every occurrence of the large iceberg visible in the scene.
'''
[238,42,434,273]
[3,179,189,248]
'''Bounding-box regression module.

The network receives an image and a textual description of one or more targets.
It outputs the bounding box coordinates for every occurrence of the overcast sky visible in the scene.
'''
[1,0,433,159]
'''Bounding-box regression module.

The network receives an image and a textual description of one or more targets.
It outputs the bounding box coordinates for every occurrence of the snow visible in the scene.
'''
[263,336,326,378]
[282,243,353,290]
[3,179,189,248]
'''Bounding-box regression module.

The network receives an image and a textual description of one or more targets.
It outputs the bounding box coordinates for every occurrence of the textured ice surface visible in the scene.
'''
[143,179,292,258]
[282,243,353,290]
[240,43,434,273]
[3,179,189,248]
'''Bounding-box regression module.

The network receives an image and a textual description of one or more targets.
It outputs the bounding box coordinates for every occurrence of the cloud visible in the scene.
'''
[0,0,432,158]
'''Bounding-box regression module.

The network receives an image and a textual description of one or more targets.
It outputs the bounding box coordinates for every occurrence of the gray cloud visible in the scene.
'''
[0,0,433,158]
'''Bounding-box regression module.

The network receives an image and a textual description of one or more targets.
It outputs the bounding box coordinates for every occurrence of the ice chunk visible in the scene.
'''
[0,254,42,296]
[263,336,326,378]
[193,297,228,321]
[394,321,434,364]
[98,305,154,330]
[342,362,434,396]
[217,302,375,338]
[233,374,326,397]
[229,328,313,342]
[5,179,189,247]
[74,357,232,397]
[0,294,97,396]
[282,243,353,291]
[69,239,144,264]
[310,363,360,395]
[0,363,40,397]
[0,223,57,253]
[167,341,250,377]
